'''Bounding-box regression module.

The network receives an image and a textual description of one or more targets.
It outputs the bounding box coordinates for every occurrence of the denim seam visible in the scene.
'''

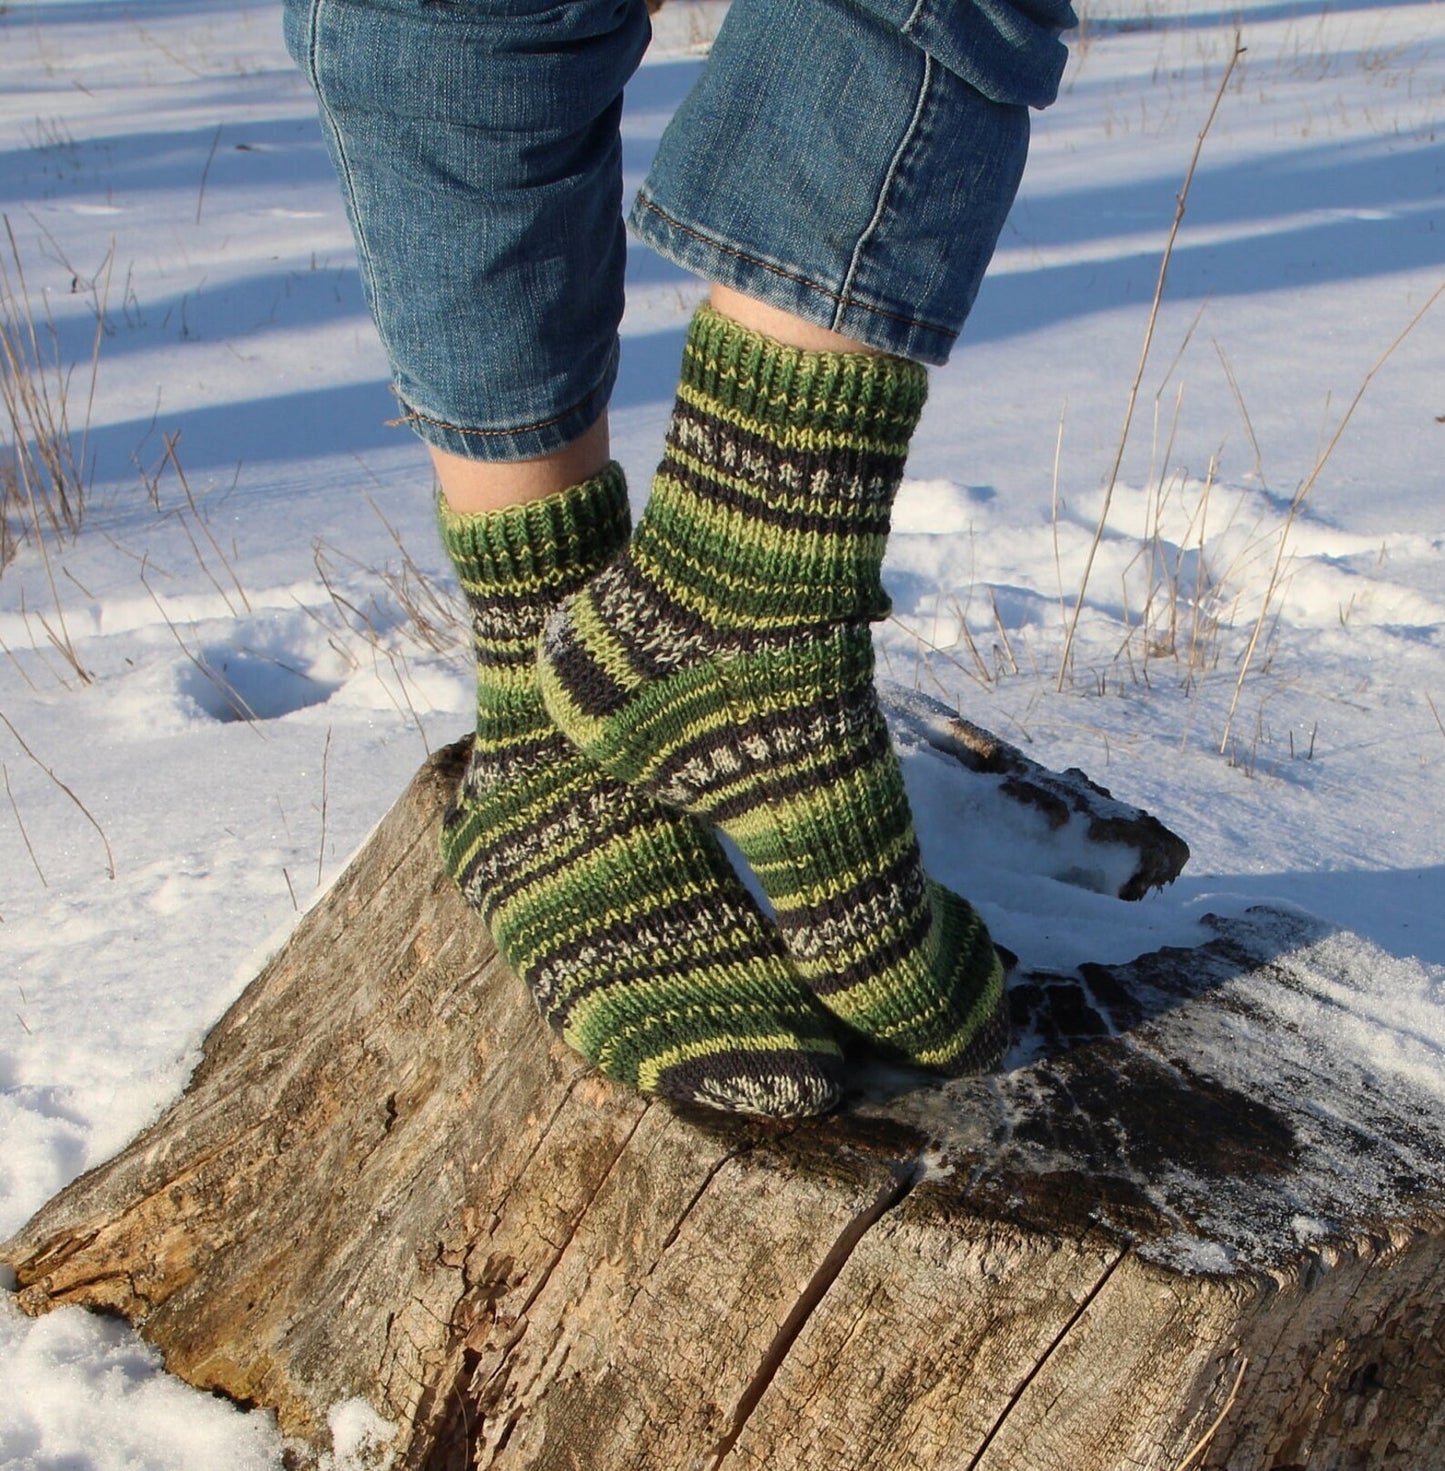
[836,49,935,330]
[901,0,929,36]
[633,196,958,343]
[303,0,381,315]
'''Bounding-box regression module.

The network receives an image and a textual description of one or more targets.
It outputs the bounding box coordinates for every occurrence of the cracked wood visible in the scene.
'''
[5,721,1445,1470]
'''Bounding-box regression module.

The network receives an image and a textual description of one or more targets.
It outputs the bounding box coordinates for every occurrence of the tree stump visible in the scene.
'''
[5,697,1444,1471]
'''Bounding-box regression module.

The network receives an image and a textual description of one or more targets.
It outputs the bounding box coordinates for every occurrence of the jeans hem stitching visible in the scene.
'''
[633,197,958,345]
[393,390,606,441]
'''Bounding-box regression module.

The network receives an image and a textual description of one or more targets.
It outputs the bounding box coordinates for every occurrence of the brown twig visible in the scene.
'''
[164,432,252,613]
[1058,35,1245,688]
[1214,338,1264,483]
[1426,693,1445,749]
[0,218,107,683]
[4,760,47,886]
[1175,1355,1249,1470]
[196,124,223,225]
[140,567,265,732]
[0,706,114,878]
[1220,279,1445,751]
[886,611,992,692]
[316,725,332,887]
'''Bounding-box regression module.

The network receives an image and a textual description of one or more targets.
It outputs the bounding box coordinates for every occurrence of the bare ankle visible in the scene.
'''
[431,415,611,515]
[708,284,883,357]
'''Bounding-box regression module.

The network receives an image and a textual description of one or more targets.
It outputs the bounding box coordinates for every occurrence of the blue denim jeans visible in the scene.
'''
[284,0,1073,462]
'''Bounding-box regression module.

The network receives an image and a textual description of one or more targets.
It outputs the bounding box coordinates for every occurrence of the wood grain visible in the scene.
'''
[5,709,1442,1470]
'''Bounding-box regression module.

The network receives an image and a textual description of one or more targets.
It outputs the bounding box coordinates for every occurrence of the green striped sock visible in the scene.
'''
[438,464,843,1118]
[538,310,1008,1076]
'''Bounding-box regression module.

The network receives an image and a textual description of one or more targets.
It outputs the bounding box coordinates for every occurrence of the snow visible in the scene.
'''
[0,1297,284,1470]
[1,0,1442,1462]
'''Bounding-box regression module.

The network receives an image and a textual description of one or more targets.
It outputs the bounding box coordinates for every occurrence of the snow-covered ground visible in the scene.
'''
[1,0,1441,1463]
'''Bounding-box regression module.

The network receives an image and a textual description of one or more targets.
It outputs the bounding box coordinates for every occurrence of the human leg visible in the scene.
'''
[284,0,845,1114]
[540,310,1008,1074]
[628,0,1061,363]
[283,0,645,470]
[706,285,883,357]
[539,0,1073,1072]
[438,466,843,1114]
[427,418,612,516]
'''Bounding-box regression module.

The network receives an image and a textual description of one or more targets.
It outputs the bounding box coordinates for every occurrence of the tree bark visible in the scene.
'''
[4,697,1443,1471]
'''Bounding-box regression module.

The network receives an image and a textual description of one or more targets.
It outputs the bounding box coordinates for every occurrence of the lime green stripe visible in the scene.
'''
[530,308,1005,1083]
[674,379,913,458]
[437,466,843,1119]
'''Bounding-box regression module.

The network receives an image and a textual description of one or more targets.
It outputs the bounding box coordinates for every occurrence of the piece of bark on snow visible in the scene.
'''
[885,682,1190,899]
[4,725,1444,1471]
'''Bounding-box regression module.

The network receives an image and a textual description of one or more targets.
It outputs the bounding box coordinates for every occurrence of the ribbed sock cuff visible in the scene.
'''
[680,305,928,449]
[437,462,631,594]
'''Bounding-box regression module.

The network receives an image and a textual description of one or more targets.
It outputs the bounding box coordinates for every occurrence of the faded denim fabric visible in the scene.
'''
[852,0,1075,109]
[284,0,650,460]
[285,0,1072,460]
[632,0,1072,365]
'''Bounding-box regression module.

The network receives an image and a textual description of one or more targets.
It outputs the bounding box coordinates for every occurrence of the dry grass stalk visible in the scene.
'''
[1,218,110,683]
[1214,339,1264,483]
[19,582,90,686]
[316,725,332,886]
[139,566,265,732]
[4,758,47,887]
[950,601,997,689]
[1050,401,1068,640]
[312,530,463,661]
[0,627,42,693]
[1425,693,1445,749]
[988,588,1022,676]
[379,642,431,755]
[0,705,115,878]
[1175,1355,1249,1470]
[1182,457,1222,682]
[1058,35,1245,689]
[309,540,438,753]
[364,493,465,655]
[160,432,252,615]
[889,606,996,694]
[1,217,106,555]
[196,124,223,226]
[1219,279,1445,752]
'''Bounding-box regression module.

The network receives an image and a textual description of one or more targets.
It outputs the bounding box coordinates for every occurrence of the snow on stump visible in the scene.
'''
[4,694,1445,1471]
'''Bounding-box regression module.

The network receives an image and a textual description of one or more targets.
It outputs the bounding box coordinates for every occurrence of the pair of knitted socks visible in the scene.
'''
[440,308,1007,1118]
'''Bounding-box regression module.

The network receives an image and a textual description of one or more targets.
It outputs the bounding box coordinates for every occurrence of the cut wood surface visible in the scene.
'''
[5,693,1444,1471]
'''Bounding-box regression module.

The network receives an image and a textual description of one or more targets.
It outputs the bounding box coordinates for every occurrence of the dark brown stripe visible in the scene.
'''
[542,613,634,717]
[662,405,900,531]
[782,894,934,1002]
[533,895,787,1017]
[657,1049,841,1103]
[643,687,892,819]
[447,767,655,914]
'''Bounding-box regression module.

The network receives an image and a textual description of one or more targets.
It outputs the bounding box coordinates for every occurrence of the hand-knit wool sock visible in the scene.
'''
[438,464,844,1118]
[538,310,1008,1076]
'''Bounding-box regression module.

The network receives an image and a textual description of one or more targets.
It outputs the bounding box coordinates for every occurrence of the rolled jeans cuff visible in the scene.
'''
[391,342,621,466]
[286,0,1071,459]
[283,0,649,464]
[630,0,1052,365]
